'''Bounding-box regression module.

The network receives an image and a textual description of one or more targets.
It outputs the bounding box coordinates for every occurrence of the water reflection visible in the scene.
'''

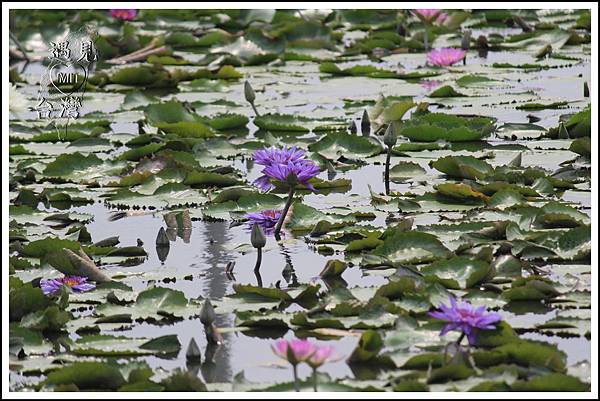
[278,242,299,288]
[200,221,234,383]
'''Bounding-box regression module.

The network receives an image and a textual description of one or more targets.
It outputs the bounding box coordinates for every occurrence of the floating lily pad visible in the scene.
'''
[400,113,495,142]
[421,256,491,289]
[364,231,452,267]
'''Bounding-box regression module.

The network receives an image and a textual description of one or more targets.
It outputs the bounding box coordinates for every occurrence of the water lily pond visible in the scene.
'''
[8,7,593,393]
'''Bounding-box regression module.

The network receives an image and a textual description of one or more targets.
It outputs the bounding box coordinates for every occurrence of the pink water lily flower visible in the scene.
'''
[435,12,449,25]
[110,9,137,21]
[412,9,443,23]
[272,339,317,365]
[420,79,444,91]
[307,345,336,369]
[427,48,467,67]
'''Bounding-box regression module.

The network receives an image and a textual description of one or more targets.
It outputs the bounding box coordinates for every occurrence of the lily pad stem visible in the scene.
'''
[274,186,295,238]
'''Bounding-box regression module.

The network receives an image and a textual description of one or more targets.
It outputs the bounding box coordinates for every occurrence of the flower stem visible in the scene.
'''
[251,101,260,117]
[254,247,262,272]
[274,186,295,239]
[424,25,429,51]
[312,368,318,392]
[292,364,300,392]
[384,146,392,195]
[254,268,263,287]
[457,332,466,346]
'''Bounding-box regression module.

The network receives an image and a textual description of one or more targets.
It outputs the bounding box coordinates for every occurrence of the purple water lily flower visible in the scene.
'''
[110,9,137,21]
[272,338,317,365]
[245,209,282,235]
[252,146,320,192]
[429,296,502,345]
[252,175,275,192]
[262,160,321,192]
[40,275,96,297]
[254,146,306,167]
[427,48,467,67]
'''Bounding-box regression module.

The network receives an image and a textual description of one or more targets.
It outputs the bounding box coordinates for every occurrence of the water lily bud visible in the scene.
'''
[244,80,255,104]
[383,123,398,148]
[535,44,552,60]
[361,109,371,136]
[349,119,357,134]
[156,227,170,247]
[461,30,472,50]
[225,261,235,274]
[476,35,489,49]
[397,23,407,37]
[371,47,389,60]
[12,240,24,254]
[326,160,337,180]
[250,223,266,249]
[558,122,570,139]
[200,298,216,326]
[584,81,589,97]
[186,338,202,362]
[513,15,532,32]
[415,101,429,115]
[508,152,522,168]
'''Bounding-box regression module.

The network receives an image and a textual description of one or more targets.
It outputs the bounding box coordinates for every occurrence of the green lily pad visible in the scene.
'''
[364,231,452,267]
[43,362,126,390]
[72,334,181,356]
[183,170,242,188]
[430,155,494,180]
[201,192,285,220]
[253,113,310,132]
[96,286,199,321]
[510,373,589,391]
[286,203,357,232]
[389,162,427,182]
[535,201,590,228]
[421,256,491,289]
[309,132,383,160]
[43,153,103,177]
[495,339,567,372]
[496,123,547,140]
[400,113,495,142]
[429,85,466,98]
